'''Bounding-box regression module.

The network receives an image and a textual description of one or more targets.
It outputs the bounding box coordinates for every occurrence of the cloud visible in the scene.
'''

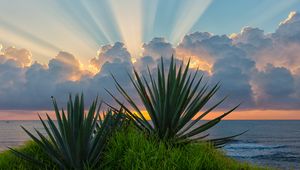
[255,64,295,98]
[176,32,213,61]
[252,64,299,109]
[232,12,300,73]
[232,27,272,51]
[0,46,32,67]
[142,37,175,60]
[275,11,300,43]
[48,51,89,82]
[175,11,300,109]
[177,32,256,108]
[0,42,136,110]
[0,47,95,109]
[0,11,300,111]
[90,42,131,72]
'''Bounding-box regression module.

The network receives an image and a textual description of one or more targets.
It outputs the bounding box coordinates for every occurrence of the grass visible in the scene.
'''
[0,127,270,170]
[0,141,57,170]
[102,126,267,170]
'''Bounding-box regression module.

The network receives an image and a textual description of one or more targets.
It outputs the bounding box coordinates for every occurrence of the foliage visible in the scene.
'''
[0,127,270,170]
[0,141,57,170]
[101,126,267,170]
[109,56,244,145]
[9,94,125,169]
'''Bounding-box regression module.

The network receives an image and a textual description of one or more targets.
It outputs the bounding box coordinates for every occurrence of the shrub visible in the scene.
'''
[101,126,267,170]
[0,127,269,170]
[10,94,125,169]
[0,141,57,170]
[109,56,244,145]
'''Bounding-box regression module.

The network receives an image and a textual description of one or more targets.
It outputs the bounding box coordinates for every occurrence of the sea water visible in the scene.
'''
[0,120,299,169]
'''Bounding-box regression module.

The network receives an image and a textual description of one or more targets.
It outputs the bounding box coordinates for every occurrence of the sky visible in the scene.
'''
[0,0,300,119]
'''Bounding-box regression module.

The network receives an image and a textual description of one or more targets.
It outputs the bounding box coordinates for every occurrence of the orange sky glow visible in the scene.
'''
[0,110,299,120]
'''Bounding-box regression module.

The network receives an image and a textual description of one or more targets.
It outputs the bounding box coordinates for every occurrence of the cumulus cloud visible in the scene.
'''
[142,37,175,60]
[232,12,300,73]
[275,11,300,43]
[0,46,32,67]
[252,64,299,109]
[90,42,131,72]
[0,42,136,110]
[0,11,300,111]
[175,11,300,109]
[0,51,82,108]
[232,27,272,51]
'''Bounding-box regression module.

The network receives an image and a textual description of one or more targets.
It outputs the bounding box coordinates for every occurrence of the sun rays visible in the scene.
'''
[0,0,214,64]
[108,0,143,58]
[170,0,212,44]
[1,0,299,68]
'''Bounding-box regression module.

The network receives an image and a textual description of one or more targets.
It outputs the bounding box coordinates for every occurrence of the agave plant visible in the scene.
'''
[108,56,245,146]
[10,94,125,169]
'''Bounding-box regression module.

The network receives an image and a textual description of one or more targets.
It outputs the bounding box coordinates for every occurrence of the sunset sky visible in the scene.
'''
[0,0,300,119]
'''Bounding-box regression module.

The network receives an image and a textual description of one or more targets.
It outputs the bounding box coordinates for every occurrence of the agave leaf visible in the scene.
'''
[37,114,58,148]
[46,114,72,162]
[176,97,227,137]
[109,56,245,145]
[8,147,45,167]
[210,130,248,143]
[106,89,153,133]
[183,104,240,138]
[11,94,125,169]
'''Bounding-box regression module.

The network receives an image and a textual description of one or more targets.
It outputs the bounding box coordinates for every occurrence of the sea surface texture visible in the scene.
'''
[0,120,299,169]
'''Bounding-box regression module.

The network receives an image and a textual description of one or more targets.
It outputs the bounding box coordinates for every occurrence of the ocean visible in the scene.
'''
[0,120,299,169]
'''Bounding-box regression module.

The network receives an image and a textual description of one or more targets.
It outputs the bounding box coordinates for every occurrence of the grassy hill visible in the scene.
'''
[0,127,270,170]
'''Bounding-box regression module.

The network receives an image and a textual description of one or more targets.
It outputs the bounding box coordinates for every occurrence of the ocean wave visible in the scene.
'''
[252,152,299,160]
[224,143,286,150]
[223,142,295,160]
[226,151,300,161]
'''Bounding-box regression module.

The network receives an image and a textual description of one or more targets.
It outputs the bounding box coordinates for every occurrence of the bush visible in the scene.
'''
[0,127,270,170]
[110,56,243,145]
[101,126,268,170]
[10,94,125,169]
[0,141,57,170]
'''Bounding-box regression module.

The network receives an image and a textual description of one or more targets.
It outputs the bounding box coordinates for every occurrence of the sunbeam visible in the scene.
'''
[80,0,121,44]
[0,18,61,52]
[170,0,212,44]
[0,27,56,63]
[54,0,110,45]
[249,0,299,27]
[142,0,159,42]
[0,18,61,62]
[0,0,98,65]
[108,0,143,58]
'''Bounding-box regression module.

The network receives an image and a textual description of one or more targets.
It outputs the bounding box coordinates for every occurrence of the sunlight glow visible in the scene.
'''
[0,27,57,63]
[0,5,97,65]
[189,56,212,74]
[126,110,300,121]
[87,64,99,75]
[249,0,298,27]
[142,0,159,42]
[170,0,212,44]
[0,18,60,61]
[0,0,215,64]
[108,0,143,58]
[79,1,115,44]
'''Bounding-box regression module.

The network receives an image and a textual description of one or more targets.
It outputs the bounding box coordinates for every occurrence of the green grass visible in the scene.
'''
[0,127,270,170]
[0,141,57,170]
[101,127,268,170]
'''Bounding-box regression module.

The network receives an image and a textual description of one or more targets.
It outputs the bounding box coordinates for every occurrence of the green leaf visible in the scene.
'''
[11,93,126,169]
[108,56,245,145]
